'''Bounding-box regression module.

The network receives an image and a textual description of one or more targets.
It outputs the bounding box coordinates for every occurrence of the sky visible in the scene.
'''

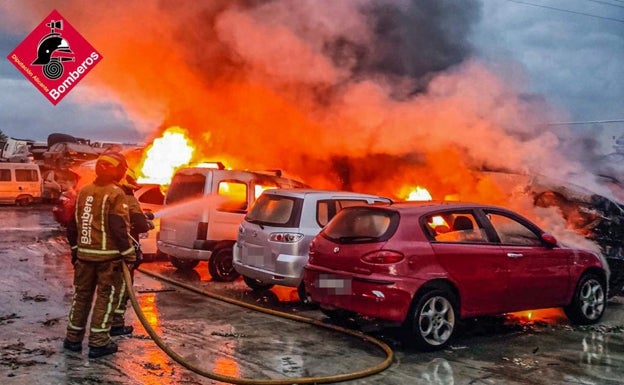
[0,0,622,192]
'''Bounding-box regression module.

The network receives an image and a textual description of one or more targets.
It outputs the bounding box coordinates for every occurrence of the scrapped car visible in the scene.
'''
[303,201,608,351]
[43,141,99,169]
[233,189,391,302]
[481,171,624,297]
[158,166,307,281]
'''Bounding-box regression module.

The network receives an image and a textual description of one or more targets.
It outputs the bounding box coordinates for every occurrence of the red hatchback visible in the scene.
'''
[303,202,608,350]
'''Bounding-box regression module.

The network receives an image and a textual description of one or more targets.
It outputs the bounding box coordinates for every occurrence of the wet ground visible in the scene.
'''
[1,205,624,385]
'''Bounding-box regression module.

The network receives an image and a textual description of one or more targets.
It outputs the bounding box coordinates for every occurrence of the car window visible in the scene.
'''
[166,173,206,204]
[15,169,38,182]
[317,199,370,227]
[0,169,11,181]
[217,180,248,212]
[322,207,397,243]
[138,187,164,205]
[426,212,488,243]
[245,194,303,227]
[485,212,542,246]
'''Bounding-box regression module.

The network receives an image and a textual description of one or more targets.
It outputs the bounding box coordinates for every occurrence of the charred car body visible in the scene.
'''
[483,172,624,297]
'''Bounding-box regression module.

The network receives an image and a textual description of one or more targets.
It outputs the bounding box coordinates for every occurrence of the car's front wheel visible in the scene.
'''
[209,246,240,282]
[169,256,199,270]
[243,276,274,291]
[409,289,457,351]
[564,273,606,325]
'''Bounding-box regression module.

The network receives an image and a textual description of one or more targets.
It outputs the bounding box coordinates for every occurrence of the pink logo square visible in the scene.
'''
[7,9,103,105]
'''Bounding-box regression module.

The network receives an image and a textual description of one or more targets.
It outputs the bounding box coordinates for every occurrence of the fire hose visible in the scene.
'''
[123,263,394,384]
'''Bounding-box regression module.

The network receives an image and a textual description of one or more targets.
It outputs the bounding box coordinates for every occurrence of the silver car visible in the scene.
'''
[233,189,391,302]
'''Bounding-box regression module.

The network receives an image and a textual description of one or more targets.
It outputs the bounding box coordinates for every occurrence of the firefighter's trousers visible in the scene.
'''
[66,259,124,347]
[112,267,134,328]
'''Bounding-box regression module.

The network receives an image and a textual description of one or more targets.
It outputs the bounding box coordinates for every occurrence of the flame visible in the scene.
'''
[507,308,566,324]
[405,186,433,201]
[429,215,448,228]
[254,184,276,199]
[138,126,195,186]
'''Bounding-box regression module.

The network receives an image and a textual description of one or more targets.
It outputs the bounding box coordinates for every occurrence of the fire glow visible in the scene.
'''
[138,126,194,186]
[405,186,433,201]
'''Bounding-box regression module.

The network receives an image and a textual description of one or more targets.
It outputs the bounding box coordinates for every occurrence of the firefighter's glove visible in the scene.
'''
[146,219,155,230]
[71,249,77,266]
[144,211,155,220]
[133,249,144,270]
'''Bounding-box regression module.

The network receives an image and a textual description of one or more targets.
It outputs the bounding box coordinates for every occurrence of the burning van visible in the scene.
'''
[157,164,307,281]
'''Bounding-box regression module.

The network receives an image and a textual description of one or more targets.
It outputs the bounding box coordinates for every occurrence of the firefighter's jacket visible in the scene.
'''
[125,193,151,242]
[67,182,136,262]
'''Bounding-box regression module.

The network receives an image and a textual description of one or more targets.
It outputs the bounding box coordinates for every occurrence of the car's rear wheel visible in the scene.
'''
[564,273,606,325]
[169,256,199,270]
[243,276,274,291]
[209,246,240,282]
[409,289,457,351]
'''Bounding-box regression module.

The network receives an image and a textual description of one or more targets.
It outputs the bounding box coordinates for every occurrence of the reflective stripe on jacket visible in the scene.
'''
[74,183,134,261]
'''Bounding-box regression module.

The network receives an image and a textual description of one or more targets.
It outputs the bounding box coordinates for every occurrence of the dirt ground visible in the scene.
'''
[1,205,624,385]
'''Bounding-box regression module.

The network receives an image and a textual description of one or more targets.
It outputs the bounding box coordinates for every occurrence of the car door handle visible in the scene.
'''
[507,253,524,258]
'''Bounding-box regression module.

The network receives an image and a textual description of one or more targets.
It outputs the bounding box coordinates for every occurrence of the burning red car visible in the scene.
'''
[303,202,608,350]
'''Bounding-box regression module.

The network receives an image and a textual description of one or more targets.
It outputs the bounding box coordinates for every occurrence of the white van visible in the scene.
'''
[157,166,307,281]
[0,163,42,205]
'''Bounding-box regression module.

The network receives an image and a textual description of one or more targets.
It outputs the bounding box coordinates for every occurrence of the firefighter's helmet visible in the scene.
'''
[95,152,128,182]
[121,168,140,191]
[32,34,73,65]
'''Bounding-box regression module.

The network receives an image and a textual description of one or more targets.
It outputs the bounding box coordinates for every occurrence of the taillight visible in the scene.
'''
[196,222,208,240]
[269,232,303,243]
[361,250,404,264]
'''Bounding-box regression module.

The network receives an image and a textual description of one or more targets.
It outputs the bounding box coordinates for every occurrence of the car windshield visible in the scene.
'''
[245,194,303,227]
[165,173,206,204]
[322,207,397,243]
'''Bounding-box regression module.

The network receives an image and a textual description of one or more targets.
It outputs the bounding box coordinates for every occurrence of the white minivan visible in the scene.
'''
[0,163,42,205]
[157,166,307,281]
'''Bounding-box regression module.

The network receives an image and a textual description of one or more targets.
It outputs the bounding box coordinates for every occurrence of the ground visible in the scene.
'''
[1,205,623,385]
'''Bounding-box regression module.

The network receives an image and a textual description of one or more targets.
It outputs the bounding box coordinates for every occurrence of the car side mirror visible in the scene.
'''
[541,233,558,247]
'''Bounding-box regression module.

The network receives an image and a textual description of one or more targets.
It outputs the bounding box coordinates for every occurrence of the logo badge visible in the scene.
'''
[333,247,340,253]
[7,10,102,105]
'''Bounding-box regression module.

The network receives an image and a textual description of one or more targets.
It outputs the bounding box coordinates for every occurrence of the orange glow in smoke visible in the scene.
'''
[138,126,195,186]
[404,186,433,201]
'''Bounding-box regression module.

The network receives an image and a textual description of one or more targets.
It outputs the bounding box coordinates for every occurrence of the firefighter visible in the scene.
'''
[110,168,153,336]
[63,152,136,358]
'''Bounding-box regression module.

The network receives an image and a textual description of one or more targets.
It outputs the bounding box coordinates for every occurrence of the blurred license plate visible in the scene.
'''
[317,274,351,295]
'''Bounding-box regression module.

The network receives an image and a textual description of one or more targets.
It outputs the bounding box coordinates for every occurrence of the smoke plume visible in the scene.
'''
[3,0,617,232]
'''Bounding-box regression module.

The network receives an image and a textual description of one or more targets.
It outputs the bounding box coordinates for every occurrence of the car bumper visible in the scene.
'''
[233,243,304,287]
[303,265,414,323]
[157,241,213,260]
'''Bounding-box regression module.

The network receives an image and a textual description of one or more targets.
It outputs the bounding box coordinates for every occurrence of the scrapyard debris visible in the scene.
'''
[577,324,624,334]
[142,362,162,371]
[40,317,62,327]
[532,187,624,297]
[0,341,55,369]
[21,293,48,302]
[211,330,247,338]
[0,313,21,324]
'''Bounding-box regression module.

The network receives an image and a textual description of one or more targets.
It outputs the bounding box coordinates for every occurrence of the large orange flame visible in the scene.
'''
[138,126,195,186]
